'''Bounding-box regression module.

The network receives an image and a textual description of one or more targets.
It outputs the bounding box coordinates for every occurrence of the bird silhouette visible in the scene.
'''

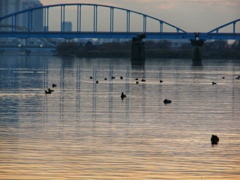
[121,92,127,99]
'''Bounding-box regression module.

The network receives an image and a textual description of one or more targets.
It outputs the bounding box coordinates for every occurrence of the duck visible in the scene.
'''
[163,99,172,104]
[111,76,115,79]
[48,88,54,92]
[45,88,53,94]
[52,84,57,87]
[120,76,123,80]
[211,135,219,144]
[104,78,107,80]
[135,78,138,80]
[212,82,217,85]
[121,92,127,99]
[45,90,51,94]
[90,76,93,79]
[96,81,99,84]
[141,79,146,82]
[160,80,163,83]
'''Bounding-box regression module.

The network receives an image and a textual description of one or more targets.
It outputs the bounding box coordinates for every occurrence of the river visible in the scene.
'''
[0,55,240,179]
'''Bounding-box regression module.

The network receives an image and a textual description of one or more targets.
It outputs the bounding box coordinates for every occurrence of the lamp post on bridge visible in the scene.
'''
[191,33,204,62]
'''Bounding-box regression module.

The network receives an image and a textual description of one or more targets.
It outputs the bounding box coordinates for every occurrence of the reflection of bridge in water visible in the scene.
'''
[0,3,239,40]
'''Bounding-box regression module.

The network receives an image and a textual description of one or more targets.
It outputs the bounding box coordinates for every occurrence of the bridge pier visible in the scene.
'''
[191,33,204,62]
[131,34,146,61]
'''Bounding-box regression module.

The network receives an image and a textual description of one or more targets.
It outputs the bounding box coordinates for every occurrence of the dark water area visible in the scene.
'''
[0,55,240,179]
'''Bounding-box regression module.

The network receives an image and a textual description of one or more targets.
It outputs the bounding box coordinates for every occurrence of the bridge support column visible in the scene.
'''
[131,34,146,61]
[191,33,204,63]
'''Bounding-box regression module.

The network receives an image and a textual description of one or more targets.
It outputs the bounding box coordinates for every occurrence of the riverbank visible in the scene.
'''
[55,41,240,59]
[0,48,56,56]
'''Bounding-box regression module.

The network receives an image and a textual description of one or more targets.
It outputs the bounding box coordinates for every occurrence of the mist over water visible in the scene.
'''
[0,55,240,179]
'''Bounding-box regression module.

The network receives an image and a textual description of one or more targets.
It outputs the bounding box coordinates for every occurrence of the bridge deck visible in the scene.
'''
[0,31,240,40]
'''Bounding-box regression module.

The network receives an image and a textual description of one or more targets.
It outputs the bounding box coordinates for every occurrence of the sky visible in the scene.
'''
[40,0,240,32]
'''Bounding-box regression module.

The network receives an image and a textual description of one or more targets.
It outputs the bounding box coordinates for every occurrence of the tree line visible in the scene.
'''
[56,40,240,59]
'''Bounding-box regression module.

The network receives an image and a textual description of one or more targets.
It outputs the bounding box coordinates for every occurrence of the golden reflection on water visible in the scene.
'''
[0,57,240,179]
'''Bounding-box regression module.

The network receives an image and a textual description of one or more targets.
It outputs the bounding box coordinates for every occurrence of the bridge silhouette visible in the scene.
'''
[0,3,239,40]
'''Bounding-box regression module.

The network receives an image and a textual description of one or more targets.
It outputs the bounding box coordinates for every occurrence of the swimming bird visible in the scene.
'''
[121,92,127,99]
[211,135,219,144]
[52,84,57,87]
[135,78,138,80]
[104,78,107,80]
[212,82,217,85]
[236,76,240,79]
[45,88,53,94]
[90,76,93,79]
[160,80,163,83]
[45,90,51,94]
[141,79,146,82]
[120,76,123,79]
[48,88,54,92]
[111,76,115,79]
[163,99,172,104]
[96,81,99,84]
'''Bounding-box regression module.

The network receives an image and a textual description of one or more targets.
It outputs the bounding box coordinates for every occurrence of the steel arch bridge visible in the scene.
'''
[208,19,240,34]
[0,3,239,40]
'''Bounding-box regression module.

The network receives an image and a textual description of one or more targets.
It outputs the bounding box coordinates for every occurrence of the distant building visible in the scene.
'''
[62,21,72,32]
[0,0,43,31]
[0,0,21,17]
[0,0,21,30]
[21,0,43,31]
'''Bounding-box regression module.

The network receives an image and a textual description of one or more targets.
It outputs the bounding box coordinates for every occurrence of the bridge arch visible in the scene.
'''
[208,19,240,34]
[0,3,186,33]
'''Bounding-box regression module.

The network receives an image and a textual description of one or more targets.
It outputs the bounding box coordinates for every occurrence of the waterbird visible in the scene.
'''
[160,80,163,83]
[45,88,53,94]
[120,76,123,79]
[236,76,240,79]
[111,76,115,79]
[96,81,99,84]
[52,84,57,87]
[211,135,219,144]
[104,78,107,80]
[163,99,172,104]
[45,90,51,94]
[141,79,146,82]
[212,82,217,85]
[48,88,54,92]
[121,92,127,99]
[90,76,93,79]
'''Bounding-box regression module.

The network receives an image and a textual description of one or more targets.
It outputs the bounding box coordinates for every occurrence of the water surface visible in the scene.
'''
[0,55,240,179]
